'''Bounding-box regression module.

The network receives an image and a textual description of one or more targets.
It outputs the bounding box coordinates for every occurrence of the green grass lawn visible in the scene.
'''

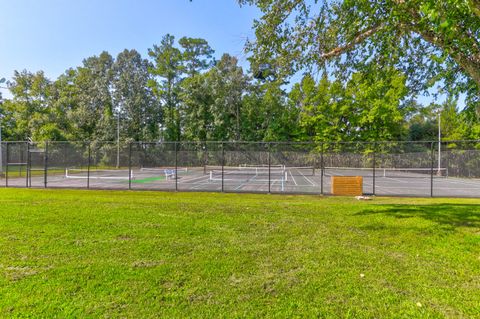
[0,189,479,318]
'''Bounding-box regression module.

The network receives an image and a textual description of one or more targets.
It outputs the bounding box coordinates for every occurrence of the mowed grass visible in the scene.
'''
[0,189,479,318]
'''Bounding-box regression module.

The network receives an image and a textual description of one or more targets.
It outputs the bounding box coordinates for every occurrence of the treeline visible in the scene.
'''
[0,34,479,143]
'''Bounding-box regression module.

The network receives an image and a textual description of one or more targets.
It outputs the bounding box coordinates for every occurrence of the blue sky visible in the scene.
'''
[0,0,457,108]
[0,0,260,82]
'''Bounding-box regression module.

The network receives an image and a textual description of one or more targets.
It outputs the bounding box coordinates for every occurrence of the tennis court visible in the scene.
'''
[3,163,480,197]
[1,140,479,197]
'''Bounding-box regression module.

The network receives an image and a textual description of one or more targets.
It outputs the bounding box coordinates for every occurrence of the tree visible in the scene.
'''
[406,104,438,141]
[0,88,12,141]
[179,37,215,77]
[148,34,184,141]
[291,66,407,142]
[113,49,159,141]
[67,52,116,142]
[180,73,214,141]
[4,70,66,141]
[242,81,298,141]
[239,0,480,112]
[290,73,330,141]
[438,97,467,140]
[208,54,249,140]
[49,69,80,141]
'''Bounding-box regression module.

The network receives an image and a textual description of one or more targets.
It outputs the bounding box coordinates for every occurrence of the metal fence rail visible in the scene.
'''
[1,140,479,197]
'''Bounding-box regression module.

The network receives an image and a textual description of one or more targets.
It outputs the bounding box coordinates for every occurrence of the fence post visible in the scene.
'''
[268,143,271,193]
[320,142,324,195]
[87,143,91,189]
[5,143,9,187]
[203,142,207,175]
[44,141,48,188]
[445,141,449,178]
[175,142,178,191]
[26,142,32,188]
[63,142,68,178]
[430,142,434,197]
[26,142,30,188]
[221,142,224,192]
[373,142,376,196]
[128,142,132,190]
[18,142,23,178]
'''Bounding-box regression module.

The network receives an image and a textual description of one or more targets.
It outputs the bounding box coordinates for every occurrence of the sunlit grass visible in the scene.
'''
[0,189,479,318]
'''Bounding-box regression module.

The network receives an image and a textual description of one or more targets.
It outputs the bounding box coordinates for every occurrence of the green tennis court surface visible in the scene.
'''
[0,189,479,318]
[129,176,166,184]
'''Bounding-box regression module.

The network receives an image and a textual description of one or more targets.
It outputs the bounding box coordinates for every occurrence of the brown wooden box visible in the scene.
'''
[331,176,363,196]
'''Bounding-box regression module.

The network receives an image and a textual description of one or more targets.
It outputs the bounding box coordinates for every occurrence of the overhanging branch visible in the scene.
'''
[320,24,384,60]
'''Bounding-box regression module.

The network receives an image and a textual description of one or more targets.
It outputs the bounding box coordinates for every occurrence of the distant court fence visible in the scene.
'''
[0,140,479,197]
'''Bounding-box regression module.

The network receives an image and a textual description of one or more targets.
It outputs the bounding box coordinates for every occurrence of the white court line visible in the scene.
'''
[183,172,224,189]
[439,178,480,187]
[357,179,418,195]
[178,174,211,183]
[183,174,235,190]
[433,187,480,190]
[298,170,316,187]
[177,174,218,190]
[289,171,298,186]
[375,186,432,189]
[381,177,412,184]
[375,181,479,189]
[382,176,480,187]
[188,179,215,189]
[234,176,251,191]
[234,183,247,191]
[189,182,221,190]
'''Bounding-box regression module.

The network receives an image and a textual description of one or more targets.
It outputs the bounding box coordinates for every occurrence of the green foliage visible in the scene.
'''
[242,82,298,141]
[207,54,248,141]
[180,74,214,141]
[148,34,185,141]
[0,31,478,144]
[179,37,215,76]
[69,52,116,142]
[292,66,407,142]
[113,49,159,141]
[239,0,480,113]
[3,70,64,141]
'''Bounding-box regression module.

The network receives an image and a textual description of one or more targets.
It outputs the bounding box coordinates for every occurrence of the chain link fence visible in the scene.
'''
[1,140,479,197]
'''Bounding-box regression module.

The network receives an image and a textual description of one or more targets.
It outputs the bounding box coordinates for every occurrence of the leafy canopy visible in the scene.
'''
[239,0,480,113]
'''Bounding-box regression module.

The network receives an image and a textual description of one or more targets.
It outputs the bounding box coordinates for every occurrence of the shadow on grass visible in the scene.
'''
[356,204,480,229]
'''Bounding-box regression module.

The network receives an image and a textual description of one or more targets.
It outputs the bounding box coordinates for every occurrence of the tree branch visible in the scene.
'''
[320,24,384,60]
[402,7,480,89]
[417,28,480,87]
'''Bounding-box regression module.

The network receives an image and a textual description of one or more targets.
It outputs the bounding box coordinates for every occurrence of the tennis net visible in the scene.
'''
[139,167,189,180]
[209,166,288,182]
[324,167,448,178]
[140,167,189,173]
[206,165,315,176]
[65,168,133,180]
